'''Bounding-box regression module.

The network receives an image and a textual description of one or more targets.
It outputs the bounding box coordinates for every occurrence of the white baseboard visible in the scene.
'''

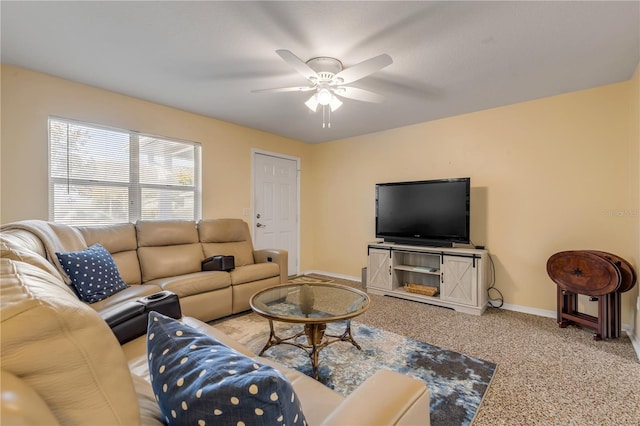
[304,270,640,360]
[624,326,640,359]
[499,302,556,319]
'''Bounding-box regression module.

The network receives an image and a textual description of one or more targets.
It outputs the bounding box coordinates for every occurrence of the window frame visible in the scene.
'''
[48,116,202,225]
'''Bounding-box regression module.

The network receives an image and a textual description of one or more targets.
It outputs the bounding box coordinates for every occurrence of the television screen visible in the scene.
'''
[375,178,470,246]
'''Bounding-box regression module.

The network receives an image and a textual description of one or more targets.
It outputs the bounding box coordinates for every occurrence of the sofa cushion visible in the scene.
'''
[76,224,142,284]
[202,242,256,267]
[145,271,231,297]
[136,220,199,247]
[1,220,87,285]
[0,229,49,263]
[0,258,141,425]
[147,312,307,426]
[56,243,129,303]
[1,369,62,426]
[131,374,165,426]
[76,223,138,253]
[230,263,280,285]
[198,218,250,243]
[0,235,69,287]
[90,284,163,313]
[199,219,255,266]
[138,244,204,282]
[110,250,144,284]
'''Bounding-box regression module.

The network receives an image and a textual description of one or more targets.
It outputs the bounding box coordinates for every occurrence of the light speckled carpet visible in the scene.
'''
[325,275,640,425]
[213,312,496,426]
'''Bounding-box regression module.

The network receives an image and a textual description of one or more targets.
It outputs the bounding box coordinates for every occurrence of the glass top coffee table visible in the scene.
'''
[249,282,370,380]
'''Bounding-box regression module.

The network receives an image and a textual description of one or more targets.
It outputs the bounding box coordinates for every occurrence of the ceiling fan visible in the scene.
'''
[252,50,393,127]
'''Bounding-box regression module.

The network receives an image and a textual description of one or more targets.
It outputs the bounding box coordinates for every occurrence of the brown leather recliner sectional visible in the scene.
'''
[1,218,287,322]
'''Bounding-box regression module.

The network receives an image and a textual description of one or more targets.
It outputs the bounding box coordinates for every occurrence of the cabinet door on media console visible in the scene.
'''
[440,255,478,305]
[367,248,391,290]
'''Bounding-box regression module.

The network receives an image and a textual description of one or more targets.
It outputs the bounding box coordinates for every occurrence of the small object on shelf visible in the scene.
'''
[413,266,439,273]
[404,283,439,297]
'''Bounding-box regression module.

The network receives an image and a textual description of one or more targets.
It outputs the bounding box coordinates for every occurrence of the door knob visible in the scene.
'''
[256,223,267,228]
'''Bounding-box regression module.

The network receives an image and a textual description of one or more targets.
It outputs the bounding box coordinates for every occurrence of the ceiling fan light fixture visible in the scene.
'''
[253,50,392,128]
[329,96,343,112]
[316,88,333,106]
[304,95,319,112]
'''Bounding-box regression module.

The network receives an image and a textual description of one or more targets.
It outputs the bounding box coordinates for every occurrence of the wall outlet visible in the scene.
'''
[242,208,250,216]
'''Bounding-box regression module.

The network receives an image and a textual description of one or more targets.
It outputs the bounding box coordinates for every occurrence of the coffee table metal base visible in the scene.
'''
[258,319,362,380]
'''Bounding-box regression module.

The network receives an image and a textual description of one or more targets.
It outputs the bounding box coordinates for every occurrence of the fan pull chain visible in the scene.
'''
[322,105,326,128]
[321,105,331,129]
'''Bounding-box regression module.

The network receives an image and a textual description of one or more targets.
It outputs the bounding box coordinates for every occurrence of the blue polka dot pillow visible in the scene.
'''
[55,243,129,304]
[147,312,307,426]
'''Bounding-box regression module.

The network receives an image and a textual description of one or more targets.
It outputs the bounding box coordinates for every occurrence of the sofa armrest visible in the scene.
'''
[253,248,288,283]
[99,291,182,344]
[320,369,430,426]
[99,300,146,328]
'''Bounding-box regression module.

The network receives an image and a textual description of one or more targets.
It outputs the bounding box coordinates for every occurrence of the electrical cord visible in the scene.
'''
[486,253,504,308]
[471,241,504,308]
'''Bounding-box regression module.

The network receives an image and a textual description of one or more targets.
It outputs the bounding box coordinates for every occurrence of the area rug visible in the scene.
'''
[213,313,496,426]
[288,275,333,284]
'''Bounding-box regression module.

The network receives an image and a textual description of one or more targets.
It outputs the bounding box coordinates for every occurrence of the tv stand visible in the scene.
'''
[366,242,489,315]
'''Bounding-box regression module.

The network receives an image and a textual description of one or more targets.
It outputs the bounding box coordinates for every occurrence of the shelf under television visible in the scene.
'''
[394,265,440,275]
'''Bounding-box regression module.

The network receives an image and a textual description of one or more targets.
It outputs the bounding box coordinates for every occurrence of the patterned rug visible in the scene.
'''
[213,313,496,426]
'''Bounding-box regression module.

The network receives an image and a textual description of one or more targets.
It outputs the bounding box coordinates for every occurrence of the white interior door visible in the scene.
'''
[253,152,299,276]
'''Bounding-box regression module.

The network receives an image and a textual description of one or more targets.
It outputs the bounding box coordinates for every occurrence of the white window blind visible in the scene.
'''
[49,117,201,226]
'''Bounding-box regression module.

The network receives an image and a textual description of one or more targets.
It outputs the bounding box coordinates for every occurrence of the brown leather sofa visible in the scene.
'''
[1,218,287,322]
[0,222,431,425]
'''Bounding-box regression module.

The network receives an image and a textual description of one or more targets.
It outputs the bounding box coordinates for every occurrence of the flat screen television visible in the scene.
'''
[375,178,470,247]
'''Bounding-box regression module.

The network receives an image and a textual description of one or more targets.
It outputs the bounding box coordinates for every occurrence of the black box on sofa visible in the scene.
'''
[202,255,235,272]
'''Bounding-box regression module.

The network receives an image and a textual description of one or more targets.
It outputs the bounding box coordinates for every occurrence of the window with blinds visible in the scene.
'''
[49,117,201,226]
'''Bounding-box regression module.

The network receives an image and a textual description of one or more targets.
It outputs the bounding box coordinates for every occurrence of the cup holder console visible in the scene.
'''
[137,290,181,319]
[108,290,181,344]
[143,291,172,302]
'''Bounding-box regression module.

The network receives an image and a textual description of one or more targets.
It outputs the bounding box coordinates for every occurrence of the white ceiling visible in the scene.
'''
[2,1,639,143]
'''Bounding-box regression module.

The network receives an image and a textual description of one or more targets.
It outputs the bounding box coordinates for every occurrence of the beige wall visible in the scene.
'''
[630,65,640,343]
[309,79,639,326]
[2,63,638,329]
[0,64,316,267]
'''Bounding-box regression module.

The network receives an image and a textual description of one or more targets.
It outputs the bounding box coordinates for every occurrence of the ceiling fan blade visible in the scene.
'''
[251,86,316,94]
[276,49,319,82]
[334,86,385,103]
[334,54,393,85]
